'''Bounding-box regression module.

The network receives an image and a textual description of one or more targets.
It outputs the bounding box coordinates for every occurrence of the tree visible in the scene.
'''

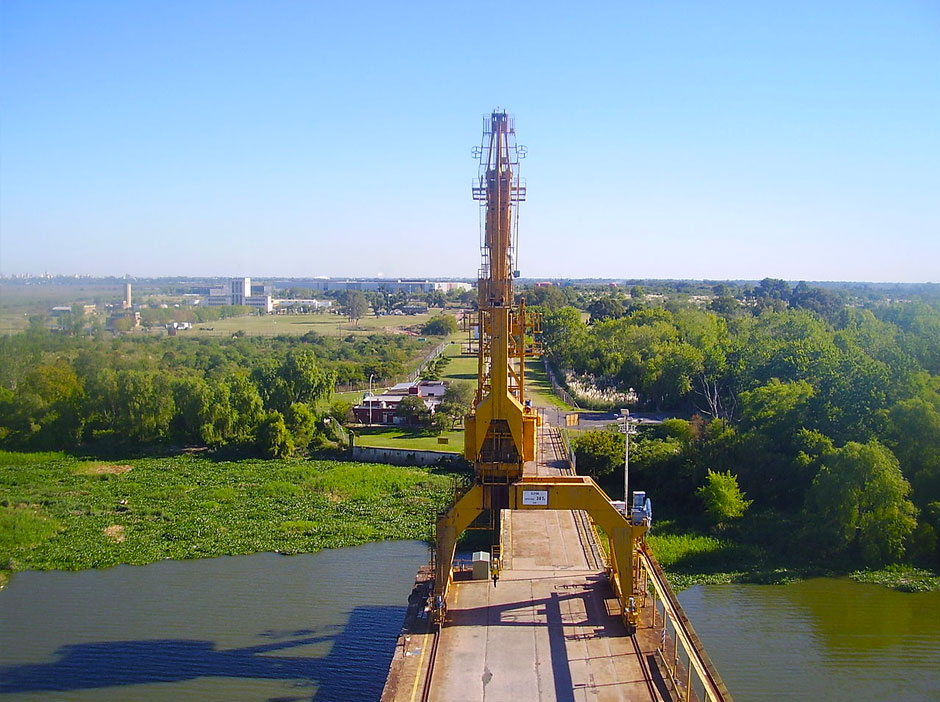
[422,315,458,336]
[739,379,815,437]
[396,395,430,426]
[111,315,134,333]
[697,470,752,524]
[279,349,334,407]
[755,278,790,302]
[542,306,587,370]
[439,381,474,428]
[886,397,940,507]
[429,409,450,434]
[805,440,917,565]
[340,290,369,323]
[428,290,448,309]
[524,285,567,310]
[286,402,319,452]
[257,411,294,458]
[252,349,334,413]
[113,370,175,442]
[789,282,843,323]
[571,429,623,478]
[638,341,704,410]
[587,296,625,323]
[0,361,85,449]
[365,292,385,316]
[226,374,265,444]
[68,303,88,336]
[708,293,739,316]
[172,376,213,444]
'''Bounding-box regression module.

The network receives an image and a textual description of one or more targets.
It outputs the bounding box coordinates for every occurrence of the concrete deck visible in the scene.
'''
[382,426,677,702]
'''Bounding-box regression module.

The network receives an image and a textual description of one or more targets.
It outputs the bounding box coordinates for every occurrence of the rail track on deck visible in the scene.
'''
[543,424,606,569]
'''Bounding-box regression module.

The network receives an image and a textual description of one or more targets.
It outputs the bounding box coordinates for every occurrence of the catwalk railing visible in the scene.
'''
[637,545,734,702]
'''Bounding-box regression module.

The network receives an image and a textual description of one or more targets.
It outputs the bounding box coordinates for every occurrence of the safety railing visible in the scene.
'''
[636,545,733,702]
[559,428,577,473]
[542,357,580,408]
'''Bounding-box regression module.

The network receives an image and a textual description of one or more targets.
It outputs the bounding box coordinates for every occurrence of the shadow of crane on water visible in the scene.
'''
[0,605,404,702]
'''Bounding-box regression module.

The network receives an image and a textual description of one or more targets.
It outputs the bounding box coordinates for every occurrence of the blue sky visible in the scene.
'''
[2,0,938,282]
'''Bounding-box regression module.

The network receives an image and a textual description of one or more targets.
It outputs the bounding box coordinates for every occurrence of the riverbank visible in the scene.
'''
[648,519,940,593]
[0,450,459,589]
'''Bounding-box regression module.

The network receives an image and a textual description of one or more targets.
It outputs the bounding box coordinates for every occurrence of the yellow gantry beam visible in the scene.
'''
[509,477,647,611]
[433,475,647,628]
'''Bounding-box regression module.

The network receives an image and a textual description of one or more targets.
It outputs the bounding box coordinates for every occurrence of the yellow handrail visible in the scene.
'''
[637,545,734,702]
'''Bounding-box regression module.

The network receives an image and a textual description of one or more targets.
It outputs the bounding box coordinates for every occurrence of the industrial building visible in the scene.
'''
[306,279,471,294]
[352,380,446,425]
[207,277,274,313]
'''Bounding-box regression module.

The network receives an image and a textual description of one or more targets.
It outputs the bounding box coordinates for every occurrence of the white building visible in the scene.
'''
[273,298,333,312]
[307,279,472,294]
[208,277,273,313]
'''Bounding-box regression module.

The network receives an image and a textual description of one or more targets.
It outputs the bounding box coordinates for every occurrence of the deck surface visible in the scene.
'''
[383,424,676,702]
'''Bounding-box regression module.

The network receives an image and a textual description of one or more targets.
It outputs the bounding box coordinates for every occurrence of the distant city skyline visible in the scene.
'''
[2,1,938,283]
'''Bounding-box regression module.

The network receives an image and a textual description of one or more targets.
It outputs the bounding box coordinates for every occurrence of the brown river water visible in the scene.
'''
[2,541,938,701]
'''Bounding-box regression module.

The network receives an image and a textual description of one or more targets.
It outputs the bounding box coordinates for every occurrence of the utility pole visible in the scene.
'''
[369,374,375,426]
[618,409,638,506]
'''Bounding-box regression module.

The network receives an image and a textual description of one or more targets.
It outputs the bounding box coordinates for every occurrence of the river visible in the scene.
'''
[0,541,430,702]
[678,578,940,701]
[2,544,938,701]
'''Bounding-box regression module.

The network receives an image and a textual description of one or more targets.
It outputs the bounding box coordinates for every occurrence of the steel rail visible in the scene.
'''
[418,624,441,702]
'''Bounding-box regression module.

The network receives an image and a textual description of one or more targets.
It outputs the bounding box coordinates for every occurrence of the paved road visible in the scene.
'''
[536,407,665,432]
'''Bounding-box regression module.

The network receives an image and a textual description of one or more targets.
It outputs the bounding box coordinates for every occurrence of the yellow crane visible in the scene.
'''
[432,111,648,630]
[464,110,539,483]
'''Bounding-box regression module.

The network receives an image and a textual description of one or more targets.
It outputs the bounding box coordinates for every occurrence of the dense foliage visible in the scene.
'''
[0,451,455,579]
[0,326,429,455]
[560,292,940,569]
[421,314,458,336]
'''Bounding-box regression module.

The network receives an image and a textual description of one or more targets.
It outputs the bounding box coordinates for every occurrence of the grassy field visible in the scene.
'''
[439,345,479,384]
[353,426,465,454]
[525,359,575,410]
[186,311,443,338]
[0,450,457,587]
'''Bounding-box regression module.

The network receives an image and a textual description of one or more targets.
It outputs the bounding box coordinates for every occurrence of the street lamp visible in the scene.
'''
[369,374,375,426]
[618,409,638,506]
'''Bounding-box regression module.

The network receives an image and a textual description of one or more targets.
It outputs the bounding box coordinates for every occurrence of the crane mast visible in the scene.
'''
[431,111,648,633]
[433,110,541,617]
[465,111,539,484]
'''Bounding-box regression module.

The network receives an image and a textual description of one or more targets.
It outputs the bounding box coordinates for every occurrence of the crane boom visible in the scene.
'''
[465,110,539,484]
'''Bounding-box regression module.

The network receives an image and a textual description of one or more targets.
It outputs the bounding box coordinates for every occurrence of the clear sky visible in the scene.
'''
[1,1,938,282]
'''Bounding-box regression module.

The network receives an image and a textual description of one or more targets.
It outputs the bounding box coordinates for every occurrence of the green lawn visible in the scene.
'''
[440,347,479,384]
[525,359,575,410]
[352,426,465,454]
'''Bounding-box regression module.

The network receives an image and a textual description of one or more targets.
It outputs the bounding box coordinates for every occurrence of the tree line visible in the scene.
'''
[0,326,431,457]
[548,291,940,569]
